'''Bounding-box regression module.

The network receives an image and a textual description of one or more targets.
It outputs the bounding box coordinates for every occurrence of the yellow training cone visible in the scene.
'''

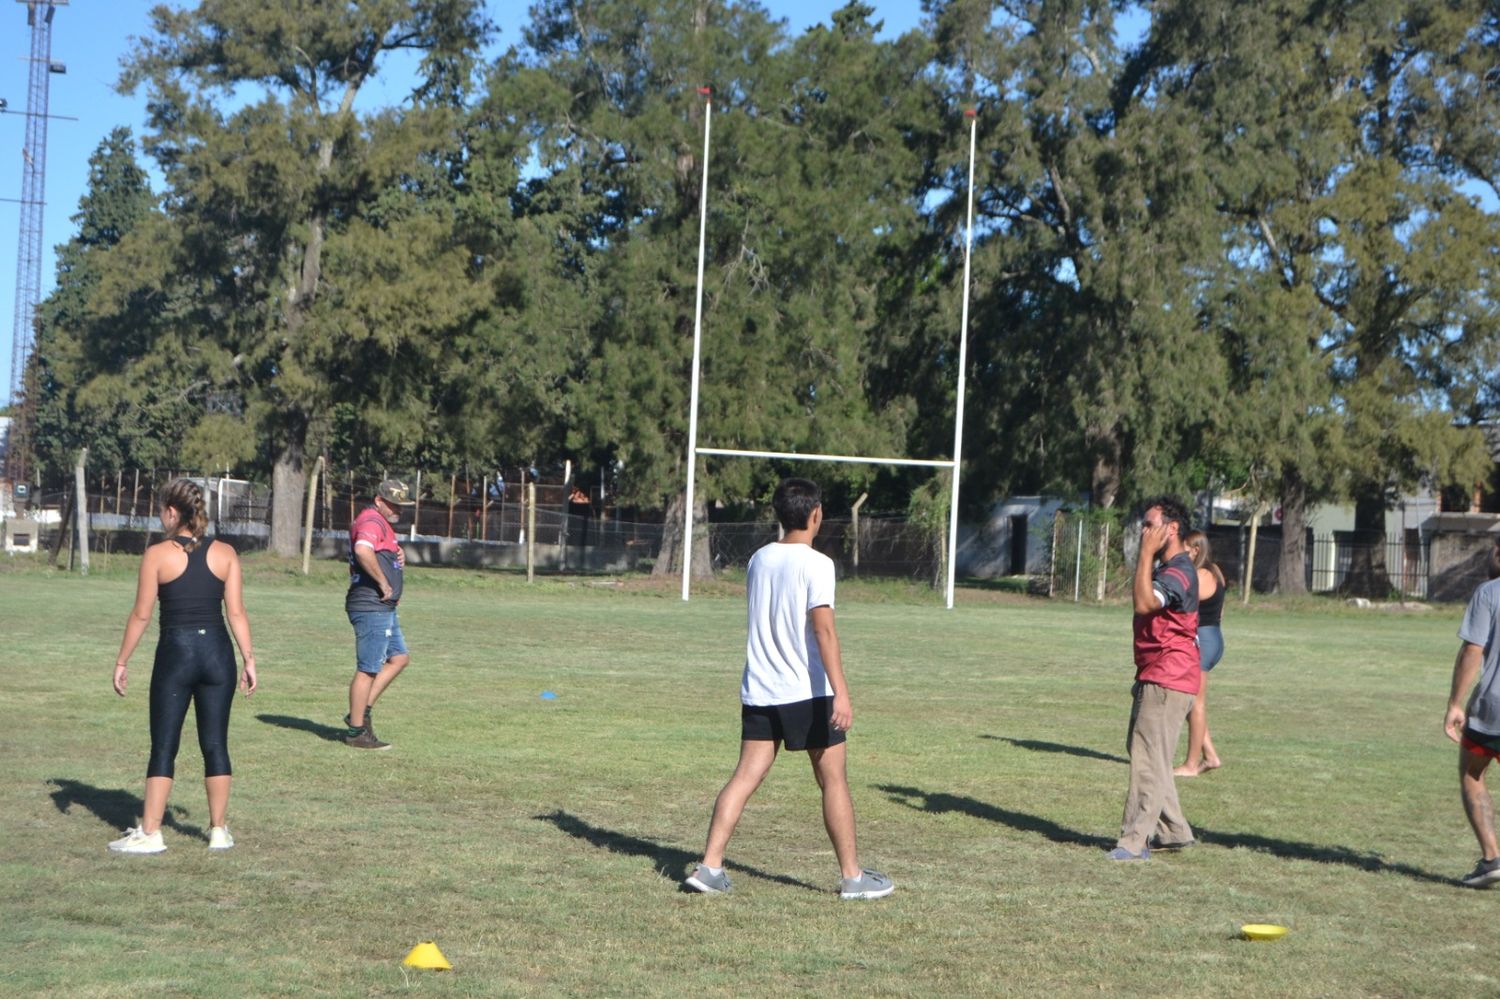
[402,941,452,971]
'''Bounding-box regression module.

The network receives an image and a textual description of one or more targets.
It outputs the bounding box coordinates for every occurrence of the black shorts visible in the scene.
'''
[741,696,845,751]
[1463,726,1500,759]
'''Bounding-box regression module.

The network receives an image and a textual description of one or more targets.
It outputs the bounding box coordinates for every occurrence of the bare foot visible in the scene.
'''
[1200,757,1222,772]
[1173,764,1200,777]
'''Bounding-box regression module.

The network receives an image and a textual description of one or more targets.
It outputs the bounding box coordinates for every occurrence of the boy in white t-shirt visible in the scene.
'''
[685,478,894,900]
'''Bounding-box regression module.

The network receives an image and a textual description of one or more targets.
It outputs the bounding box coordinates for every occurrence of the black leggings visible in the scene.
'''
[147,624,236,779]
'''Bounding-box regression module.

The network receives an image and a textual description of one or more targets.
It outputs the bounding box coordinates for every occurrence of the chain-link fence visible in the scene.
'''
[6,470,944,580]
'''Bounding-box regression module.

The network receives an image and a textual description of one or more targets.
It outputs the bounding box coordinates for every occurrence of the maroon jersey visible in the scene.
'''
[1132,552,1200,695]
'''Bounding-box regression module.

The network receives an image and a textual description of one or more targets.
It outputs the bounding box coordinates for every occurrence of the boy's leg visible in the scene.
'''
[702,740,778,867]
[809,742,861,879]
[366,614,410,710]
[348,670,376,726]
[366,653,410,709]
[1460,746,1499,859]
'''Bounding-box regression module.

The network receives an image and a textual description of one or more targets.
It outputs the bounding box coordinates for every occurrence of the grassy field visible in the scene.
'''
[1,554,1494,997]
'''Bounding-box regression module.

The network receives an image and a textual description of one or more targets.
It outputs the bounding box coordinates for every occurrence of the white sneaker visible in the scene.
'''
[208,826,234,850]
[107,826,166,854]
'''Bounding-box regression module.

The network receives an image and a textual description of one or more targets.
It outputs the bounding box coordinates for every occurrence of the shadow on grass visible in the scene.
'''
[1192,824,1454,886]
[535,809,825,893]
[879,783,1455,886]
[47,778,205,841]
[878,784,1113,849]
[980,735,1127,764]
[256,713,346,743]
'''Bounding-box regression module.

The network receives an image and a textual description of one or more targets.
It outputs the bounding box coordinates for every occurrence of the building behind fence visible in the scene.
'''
[1043,510,1496,604]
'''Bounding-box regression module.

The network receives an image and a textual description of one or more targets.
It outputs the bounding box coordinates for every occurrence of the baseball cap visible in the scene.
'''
[377,478,416,506]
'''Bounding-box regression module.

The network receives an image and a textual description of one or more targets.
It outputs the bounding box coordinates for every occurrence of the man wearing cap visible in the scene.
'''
[343,478,416,750]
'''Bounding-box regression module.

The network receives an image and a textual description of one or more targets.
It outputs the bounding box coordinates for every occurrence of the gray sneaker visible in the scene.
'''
[1460,856,1500,888]
[345,728,390,750]
[684,865,731,894]
[839,869,895,900]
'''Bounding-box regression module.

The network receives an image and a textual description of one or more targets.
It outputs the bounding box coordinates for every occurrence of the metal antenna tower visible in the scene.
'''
[5,0,66,485]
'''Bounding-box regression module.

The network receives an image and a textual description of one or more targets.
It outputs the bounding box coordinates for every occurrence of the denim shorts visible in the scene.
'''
[1197,625,1224,671]
[348,610,408,674]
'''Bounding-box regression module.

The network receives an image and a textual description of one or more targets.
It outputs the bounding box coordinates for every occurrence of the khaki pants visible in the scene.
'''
[1118,681,1195,853]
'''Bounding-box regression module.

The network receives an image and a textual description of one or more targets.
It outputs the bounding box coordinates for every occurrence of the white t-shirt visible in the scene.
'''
[741,542,836,706]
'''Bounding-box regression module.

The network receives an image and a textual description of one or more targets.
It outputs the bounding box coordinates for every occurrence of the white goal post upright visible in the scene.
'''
[681,87,714,601]
[945,109,979,609]
[680,99,979,609]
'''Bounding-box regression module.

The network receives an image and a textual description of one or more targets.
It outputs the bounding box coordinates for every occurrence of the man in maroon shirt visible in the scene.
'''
[1110,495,1200,861]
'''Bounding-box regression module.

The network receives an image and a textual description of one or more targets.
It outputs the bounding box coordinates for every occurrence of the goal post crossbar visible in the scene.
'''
[681,98,979,610]
[695,446,955,470]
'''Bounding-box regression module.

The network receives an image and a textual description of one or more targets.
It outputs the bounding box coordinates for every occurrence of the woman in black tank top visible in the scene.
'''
[108,479,257,854]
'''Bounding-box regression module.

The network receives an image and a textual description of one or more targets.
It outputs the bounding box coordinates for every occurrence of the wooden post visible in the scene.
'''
[1243,504,1262,604]
[851,492,868,576]
[130,468,140,519]
[411,469,422,541]
[1048,511,1060,598]
[527,480,537,583]
[75,448,91,576]
[447,473,457,539]
[1073,519,1083,603]
[1096,520,1110,601]
[114,470,123,514]
[302,455,324,576]
[481,473,491,542]
[323,456,332,530]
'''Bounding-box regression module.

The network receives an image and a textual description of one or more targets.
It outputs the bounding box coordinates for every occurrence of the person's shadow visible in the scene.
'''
[256,713,347,743]
[535,809,825,893]
[980,735,1127,764]
[48,778,205,841]
[878,783,1455,886]
[878,783,1113,849]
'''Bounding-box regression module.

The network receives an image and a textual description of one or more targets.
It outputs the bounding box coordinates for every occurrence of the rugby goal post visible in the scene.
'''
[681,96,979,610]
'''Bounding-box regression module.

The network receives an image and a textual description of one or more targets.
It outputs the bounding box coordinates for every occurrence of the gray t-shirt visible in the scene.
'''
[1459,578,1500,736]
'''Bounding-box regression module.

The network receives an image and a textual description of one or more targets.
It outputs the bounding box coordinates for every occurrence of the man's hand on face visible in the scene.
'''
[1140,522,1170,560]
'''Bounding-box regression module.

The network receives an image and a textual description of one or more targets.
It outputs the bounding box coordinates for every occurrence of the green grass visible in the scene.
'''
[1,555,1495,997]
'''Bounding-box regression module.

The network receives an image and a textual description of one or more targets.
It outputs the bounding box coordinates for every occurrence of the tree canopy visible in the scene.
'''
[20,0,1500,581]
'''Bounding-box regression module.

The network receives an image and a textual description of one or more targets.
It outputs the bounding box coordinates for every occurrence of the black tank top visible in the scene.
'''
[158,538,226,629]
[1199,576,1226,627]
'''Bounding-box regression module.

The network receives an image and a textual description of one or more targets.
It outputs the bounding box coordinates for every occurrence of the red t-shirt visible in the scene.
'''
[1132,552,1200,695]
[347,507,403,610]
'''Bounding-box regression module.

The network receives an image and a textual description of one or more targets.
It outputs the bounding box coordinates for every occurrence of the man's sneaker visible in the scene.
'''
[1148,836,1195,852]
[208,826,235,850]
[684,865,732,894]
[107,826,166,854]
[344,708,377,741]
[1459,856,1500,888]
[839,869,895,900]
[1106,846,1150,861]
[345,727,390,750]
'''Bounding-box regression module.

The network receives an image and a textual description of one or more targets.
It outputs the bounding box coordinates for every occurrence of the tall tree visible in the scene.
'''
[122,0,491,554]
[28,128,183,481]
[1142,0,1496,592]
[925,0,1226,514]
[498,0,933,573]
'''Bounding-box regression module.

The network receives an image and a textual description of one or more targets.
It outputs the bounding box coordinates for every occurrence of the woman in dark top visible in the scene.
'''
[109,479,257,853]
[1175,530,1225,777]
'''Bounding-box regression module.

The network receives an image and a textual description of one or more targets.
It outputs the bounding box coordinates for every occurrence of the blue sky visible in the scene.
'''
[0,1,925,405]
